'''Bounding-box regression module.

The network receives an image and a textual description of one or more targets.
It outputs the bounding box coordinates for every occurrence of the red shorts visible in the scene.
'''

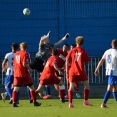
[14,77,33,86]
[40,74,61,85]
[69,74,88,83]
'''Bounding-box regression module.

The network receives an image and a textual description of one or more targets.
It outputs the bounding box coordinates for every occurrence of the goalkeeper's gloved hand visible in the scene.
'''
[46,31,51,38]
[65,33,70,38]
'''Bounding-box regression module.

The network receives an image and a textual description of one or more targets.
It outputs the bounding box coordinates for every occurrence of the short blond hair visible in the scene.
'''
[41,35,47,39]
[20,42,28,50]
[76,36,84,46]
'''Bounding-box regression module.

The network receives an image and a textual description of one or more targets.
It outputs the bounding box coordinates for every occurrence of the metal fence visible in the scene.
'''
[0,57,106,85]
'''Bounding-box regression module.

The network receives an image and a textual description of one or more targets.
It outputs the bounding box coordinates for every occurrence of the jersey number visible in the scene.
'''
[16,55,20,64]
[74,52,81,61]
[107,54,112,63]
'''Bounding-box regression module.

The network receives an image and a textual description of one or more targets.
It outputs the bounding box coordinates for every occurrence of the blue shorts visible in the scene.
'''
[4,75,14,87]
[106,75,117,85]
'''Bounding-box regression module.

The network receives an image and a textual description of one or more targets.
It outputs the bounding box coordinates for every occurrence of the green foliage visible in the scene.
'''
[0,99,116,117]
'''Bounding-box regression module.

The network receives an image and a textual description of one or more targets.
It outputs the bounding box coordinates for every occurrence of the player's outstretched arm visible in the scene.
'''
[53,33,70,47]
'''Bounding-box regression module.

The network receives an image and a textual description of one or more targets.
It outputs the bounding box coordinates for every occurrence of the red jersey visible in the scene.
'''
[66,47,89,75]
[13,50,30,77]
[40,56,58,80]
[57,49,68,68]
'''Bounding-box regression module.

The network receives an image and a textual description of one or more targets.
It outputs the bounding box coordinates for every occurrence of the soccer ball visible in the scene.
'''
[23,8,30,16]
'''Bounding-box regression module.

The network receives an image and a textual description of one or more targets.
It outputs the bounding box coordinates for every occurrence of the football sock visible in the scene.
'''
[27,87,31,100]
[74,82,79,94]
[67,82,69,91]
[112,91,117,102]
[68,90,73,103]
[84,88,89,100]
[16,91,20,101]
[43,87,46,96]
[60,90,65,99]
[6,87,12,98]
[60,85,65,99]
[30,90,36,102]
[35,90,39,96]
[103,91,111,104]
[46,86,51,96]
[12,91,17,103]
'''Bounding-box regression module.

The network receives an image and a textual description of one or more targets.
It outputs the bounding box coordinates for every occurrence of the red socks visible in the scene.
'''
[68,90,73,103]
[84,88,89,100]
[59,90,65,99]
[12,91,17,103]
[30,90,36,102]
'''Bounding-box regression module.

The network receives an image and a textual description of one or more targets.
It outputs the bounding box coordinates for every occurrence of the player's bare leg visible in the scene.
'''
[35,84,45,98]
[1,92,7,103]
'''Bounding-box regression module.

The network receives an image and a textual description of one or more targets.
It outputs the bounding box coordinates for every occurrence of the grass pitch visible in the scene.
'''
[0,99,116,117]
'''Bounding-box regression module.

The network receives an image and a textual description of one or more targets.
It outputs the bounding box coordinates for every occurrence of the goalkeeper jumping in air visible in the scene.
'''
[29,31,69,73]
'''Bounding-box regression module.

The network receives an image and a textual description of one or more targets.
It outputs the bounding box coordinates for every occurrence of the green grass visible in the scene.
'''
[0,99,116,117]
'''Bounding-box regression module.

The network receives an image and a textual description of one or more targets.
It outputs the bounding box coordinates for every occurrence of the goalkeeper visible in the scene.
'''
[29,31,70,73]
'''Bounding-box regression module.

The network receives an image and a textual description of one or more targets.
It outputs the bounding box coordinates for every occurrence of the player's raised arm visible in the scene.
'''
[53,33,70,47]
[39,31,51,46]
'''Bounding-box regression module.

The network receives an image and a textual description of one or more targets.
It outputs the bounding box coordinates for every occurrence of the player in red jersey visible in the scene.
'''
[13,42,41,107]
[66,44,80,99]
[35,49,66,103]
[55,44,69,99]
[43,44,69,99]
[66,36,92,108]
[56,44,69,69]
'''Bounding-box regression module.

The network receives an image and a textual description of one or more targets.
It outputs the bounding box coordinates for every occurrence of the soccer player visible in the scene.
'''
[43,44,69,99]
[66,44,80,99]
[13,42,40,107]
[35,49,66,103]
[29,31,70,73]
[66,36,92,108]
[29,31,69,99]
[1,43,19,103]
[94,39,117,108]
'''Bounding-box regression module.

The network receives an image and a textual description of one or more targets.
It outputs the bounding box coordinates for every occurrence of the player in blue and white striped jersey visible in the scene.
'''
[94,39,117,108]
[1,43,19,103]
